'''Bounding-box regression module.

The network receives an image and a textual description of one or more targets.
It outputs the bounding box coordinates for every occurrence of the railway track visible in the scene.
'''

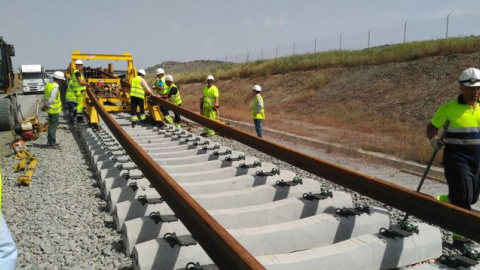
[73,88,480,269]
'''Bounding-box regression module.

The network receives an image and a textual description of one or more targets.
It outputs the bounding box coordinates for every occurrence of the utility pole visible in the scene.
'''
[446,13,451,38]
[403,20,408,43]
[368,28,372,48]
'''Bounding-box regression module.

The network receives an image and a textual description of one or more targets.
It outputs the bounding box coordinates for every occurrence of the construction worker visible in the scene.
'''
[163,75,182,128]
[0,164,17,270]
[200,75,219,136]
[65,80,77,124]
[130,69,154,127]
[152,68,172,123]
[152,68,166,96]
[251,85,265,138]
[42,71,65,148]
[69,60,89,123]
[427,67,480,242]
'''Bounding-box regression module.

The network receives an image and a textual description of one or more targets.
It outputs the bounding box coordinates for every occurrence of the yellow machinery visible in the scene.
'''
[66,51,163,125]
[12,142,38,186]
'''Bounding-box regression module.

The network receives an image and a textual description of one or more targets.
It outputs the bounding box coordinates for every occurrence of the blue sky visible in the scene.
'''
[2,0,480,70]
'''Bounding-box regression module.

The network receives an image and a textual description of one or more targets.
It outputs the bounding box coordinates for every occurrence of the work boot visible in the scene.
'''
[436,194,467,242]
[47,143,60,150]
[175,123,181,128]
[164,115,173,124]
[436,194,450,203]
[131,121,136,128]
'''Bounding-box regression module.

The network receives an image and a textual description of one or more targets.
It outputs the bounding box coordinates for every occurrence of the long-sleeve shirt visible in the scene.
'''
[140,77,153,95]
[45,84,58,108]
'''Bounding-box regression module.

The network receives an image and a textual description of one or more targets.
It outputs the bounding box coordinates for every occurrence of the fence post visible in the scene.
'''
[246,51,249,62]
[446,13,451,38]
[368,28,372,48]
[314,38,317,53]
[339,33,343,50]
[403,20,408,43]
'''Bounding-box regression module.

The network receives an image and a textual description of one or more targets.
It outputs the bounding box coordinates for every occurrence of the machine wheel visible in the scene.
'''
[0,98,14,131]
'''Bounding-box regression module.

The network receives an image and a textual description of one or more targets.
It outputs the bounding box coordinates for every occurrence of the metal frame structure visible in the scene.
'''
[67,51,163,125]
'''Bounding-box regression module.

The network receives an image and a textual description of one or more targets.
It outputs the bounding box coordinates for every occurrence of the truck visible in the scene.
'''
[18,64,48,93]
[0,36,21,131]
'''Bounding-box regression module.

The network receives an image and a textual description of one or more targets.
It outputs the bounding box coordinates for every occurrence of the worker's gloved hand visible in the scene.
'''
[430,135,445,150]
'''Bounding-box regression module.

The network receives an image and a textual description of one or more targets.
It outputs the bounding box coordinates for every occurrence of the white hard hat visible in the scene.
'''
[53,71,66,81]
[252,85,262,91]
[459,68,480,87]
[138,69,146,76]
[75,59,83,65]
[156,68,165,75]
[206,75,215,81]
[165,75,174,82]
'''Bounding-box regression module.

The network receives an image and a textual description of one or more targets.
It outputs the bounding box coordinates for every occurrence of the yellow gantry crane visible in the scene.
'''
[66,50,163,125]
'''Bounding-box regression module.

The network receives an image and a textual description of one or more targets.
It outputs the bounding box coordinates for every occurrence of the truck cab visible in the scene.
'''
[18,64,48,94]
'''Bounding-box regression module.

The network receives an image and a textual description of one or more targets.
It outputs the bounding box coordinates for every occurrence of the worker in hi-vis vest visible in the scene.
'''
[65,77,78,124]
[0,152,18,270]
[69,60,89,123]
[251,84,265,138]
[163,75,183,128]
[130,69,154,127]
[200,75,219,136]
[42,71,65,148]
[152,68,171,123]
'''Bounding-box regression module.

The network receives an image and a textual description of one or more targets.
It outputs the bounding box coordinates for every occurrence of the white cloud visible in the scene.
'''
[264,16,286,27]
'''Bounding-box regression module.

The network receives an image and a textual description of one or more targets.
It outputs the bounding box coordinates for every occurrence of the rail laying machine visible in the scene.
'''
[66,51,164,126]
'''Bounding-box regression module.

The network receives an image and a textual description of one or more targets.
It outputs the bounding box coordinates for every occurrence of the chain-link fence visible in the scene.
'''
[217,11,480,63]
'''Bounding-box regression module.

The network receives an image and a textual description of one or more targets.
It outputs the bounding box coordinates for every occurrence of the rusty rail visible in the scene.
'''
[152,96,480,242]
[86,89,265,270]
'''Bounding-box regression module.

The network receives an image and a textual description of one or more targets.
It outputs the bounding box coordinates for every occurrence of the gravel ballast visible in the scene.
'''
[2,117,132,269]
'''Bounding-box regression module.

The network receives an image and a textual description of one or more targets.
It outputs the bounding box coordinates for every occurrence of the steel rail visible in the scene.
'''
[86,89,265,270]
[152,96,480,242]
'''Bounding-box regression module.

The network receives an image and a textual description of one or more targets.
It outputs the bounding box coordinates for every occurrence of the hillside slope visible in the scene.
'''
[156,52,480,164]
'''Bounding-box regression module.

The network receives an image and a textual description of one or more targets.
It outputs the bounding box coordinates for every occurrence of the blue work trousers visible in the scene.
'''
[444,158,480,210]
[0,212,17,270]
[66,101,77,124]
[254,119,263,138]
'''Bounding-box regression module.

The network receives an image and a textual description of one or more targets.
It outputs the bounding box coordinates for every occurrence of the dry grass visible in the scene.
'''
[160,36,480,167]
[174,36,480,83]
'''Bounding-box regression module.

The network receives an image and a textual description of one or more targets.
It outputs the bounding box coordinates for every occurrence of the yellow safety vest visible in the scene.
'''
[167,83,182,105]
[44,82,62,114]
[70,69,86,92]
[252,94,265,120]
[65,82,77,102]
[203,85,219,110]
[130,76,145,99]
[156,77,167,95]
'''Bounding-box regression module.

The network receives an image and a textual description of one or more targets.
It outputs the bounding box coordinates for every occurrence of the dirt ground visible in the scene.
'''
[177,52,480,164]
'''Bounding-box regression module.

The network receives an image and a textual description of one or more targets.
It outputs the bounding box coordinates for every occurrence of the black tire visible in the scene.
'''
[9,94,21,124]
[0,98,14,131]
